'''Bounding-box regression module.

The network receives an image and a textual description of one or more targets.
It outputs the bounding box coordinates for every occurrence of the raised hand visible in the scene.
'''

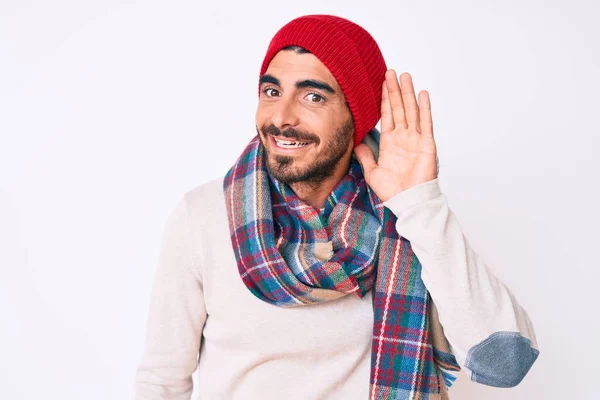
[354,70,438,202]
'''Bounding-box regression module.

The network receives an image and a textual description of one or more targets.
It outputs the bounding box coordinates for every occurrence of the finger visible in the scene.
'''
[380,80,394,133]
[418,90,434,138]
[385,69,407,129]
[353,144,377,178]
[399,72,420,130]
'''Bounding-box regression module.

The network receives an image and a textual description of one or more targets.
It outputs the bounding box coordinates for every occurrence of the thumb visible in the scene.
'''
[353,144,377,178]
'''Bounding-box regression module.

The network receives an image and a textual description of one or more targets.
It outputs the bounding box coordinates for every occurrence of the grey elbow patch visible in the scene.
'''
[465,331,540,388]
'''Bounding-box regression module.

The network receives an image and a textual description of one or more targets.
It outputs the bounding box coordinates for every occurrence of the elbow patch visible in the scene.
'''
[465,331,539,388]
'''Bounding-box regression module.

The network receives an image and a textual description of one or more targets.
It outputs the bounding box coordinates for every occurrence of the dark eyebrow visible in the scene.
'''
[296,79,336,94]
[259,74,336,94]
[259,74,280,87]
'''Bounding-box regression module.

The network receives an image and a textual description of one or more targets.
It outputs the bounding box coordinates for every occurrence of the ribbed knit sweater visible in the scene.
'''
[134,177,539,399]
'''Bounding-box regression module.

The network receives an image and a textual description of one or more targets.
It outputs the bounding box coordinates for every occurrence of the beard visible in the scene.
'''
[257,118,354,185]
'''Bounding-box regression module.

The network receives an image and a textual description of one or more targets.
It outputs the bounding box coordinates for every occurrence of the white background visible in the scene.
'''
[1,0,598,398]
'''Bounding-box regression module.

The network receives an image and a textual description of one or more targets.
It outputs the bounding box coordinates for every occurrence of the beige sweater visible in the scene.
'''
[134,177,539,399]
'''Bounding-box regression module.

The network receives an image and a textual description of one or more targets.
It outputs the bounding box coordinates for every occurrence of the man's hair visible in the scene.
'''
[282,45,311,54]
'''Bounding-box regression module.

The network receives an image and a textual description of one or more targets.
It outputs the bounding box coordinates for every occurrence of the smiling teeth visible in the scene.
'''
[274,138,310,148]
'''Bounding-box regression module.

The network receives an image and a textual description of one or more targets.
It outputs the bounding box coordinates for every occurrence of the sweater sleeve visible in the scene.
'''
[382,178,540,388]
[135,194,207,399]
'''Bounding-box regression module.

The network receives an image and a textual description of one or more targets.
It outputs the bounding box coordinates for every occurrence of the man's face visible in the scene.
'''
[255,49,354,185]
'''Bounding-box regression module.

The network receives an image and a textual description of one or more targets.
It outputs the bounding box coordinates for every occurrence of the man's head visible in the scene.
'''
[256,46,355,185]
[255,15,387,186]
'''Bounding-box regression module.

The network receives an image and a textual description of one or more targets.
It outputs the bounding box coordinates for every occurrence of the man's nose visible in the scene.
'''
[271,96,300,130]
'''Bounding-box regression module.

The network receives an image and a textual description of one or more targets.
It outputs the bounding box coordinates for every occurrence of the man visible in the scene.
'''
[135,14,539,400]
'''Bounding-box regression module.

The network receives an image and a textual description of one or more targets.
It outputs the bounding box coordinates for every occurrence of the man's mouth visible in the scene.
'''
[269,135,314,149]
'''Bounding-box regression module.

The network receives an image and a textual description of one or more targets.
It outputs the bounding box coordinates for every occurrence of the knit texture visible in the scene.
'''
[223,131,462,399]
[258,14,387,147]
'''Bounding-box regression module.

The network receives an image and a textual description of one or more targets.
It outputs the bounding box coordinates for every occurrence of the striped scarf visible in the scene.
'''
[223,130,461,399]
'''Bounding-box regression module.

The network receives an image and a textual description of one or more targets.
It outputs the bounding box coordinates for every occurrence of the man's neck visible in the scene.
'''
[289,154,352,210]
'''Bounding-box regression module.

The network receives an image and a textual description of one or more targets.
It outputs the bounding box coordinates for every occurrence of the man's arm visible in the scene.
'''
[135,195,206,399]
[383,178,540,388]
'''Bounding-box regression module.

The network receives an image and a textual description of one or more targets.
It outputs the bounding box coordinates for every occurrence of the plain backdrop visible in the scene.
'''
[1,0,598,399]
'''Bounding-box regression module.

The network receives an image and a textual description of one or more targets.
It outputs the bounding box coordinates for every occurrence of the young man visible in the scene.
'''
[135,14,539,400]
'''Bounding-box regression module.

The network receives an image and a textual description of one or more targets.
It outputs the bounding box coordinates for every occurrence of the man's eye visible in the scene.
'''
[263,88,280,97]
[306,93,325,103]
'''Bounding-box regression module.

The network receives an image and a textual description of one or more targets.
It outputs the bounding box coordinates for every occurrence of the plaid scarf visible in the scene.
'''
[223,130,461,399]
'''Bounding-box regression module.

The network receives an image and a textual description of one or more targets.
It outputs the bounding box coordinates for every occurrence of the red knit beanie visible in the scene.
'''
[259,14,387,147]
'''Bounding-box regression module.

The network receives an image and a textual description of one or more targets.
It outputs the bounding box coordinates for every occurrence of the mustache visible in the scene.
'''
[259,124,320,144]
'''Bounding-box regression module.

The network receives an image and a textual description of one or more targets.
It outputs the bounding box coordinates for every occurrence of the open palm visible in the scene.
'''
[355,70,438,202]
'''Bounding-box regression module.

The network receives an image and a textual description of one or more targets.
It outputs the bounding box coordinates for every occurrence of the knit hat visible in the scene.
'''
[259,14,387,147]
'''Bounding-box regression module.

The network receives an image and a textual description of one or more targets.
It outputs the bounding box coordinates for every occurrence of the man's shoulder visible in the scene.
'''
[183,176,226,214]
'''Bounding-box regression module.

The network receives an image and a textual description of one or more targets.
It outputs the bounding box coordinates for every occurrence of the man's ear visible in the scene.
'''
[356,127,380,163]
